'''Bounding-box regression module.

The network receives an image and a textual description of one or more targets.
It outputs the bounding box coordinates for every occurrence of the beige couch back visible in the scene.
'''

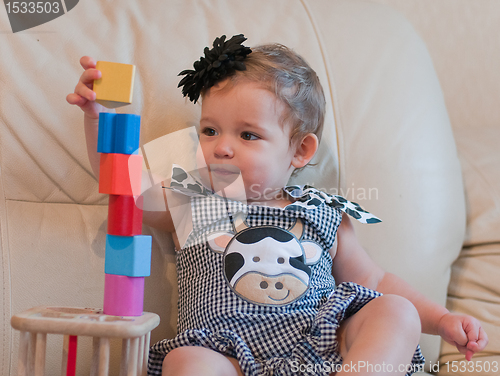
[0,1,465,374]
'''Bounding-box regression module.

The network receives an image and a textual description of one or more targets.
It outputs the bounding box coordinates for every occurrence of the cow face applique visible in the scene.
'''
[207,214,323,306]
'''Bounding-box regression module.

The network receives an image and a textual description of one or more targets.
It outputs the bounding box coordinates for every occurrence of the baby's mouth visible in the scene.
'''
[209,164,240,176]
[211,168,238,176]
[206,164,242,191]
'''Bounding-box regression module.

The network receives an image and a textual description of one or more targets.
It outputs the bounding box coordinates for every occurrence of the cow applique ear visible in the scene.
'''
[301,241,322,265]
[207,232,233,253]
[289,218,322,265]
[207,211,248,253]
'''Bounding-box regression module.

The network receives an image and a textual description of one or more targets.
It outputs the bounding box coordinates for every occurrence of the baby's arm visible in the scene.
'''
[67,57,176,234]
[332,214,488,360]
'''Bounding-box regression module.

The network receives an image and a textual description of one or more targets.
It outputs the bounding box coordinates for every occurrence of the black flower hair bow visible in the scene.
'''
[178,34,252,103]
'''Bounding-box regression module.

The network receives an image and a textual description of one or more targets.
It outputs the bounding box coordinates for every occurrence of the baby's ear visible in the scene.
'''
[292,133,319,169]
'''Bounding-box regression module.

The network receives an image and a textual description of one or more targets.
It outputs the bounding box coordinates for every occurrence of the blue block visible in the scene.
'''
[97,113,140,155]
[104,234,152,277]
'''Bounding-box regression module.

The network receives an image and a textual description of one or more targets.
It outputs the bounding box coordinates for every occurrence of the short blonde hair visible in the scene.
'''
[202,44,326,146]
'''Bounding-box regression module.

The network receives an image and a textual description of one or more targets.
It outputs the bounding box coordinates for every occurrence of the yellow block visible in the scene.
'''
[94,61,136,108]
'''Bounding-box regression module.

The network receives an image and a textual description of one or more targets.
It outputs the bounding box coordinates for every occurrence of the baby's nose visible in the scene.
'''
[214,136,234,158]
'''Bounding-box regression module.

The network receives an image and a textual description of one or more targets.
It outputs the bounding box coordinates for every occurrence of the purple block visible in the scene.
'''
[103,274,144,316]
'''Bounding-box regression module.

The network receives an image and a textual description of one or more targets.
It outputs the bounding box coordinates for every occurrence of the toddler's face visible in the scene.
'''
[196,80,298,204]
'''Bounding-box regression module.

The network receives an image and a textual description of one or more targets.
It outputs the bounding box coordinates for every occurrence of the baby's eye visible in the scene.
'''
[241,132,259,141]
[201,127,217,137]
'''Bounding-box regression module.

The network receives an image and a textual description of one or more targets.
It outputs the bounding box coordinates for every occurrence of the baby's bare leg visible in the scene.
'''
[162,346,244,376]
[335,294,421,376]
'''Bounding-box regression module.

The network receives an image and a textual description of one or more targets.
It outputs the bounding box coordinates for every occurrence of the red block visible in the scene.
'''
[99,153,142,196]
[108,195,143,236]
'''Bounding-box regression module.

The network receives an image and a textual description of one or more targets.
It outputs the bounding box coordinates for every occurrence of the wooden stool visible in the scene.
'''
[11,306,160,376]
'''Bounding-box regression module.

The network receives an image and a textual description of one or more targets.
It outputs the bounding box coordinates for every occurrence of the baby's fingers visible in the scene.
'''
[467,327,488,354]
[466,350,474,362]
[462,319,488,361]
[74,79,97,102]
[453,343,474,362]
[80,56,97,70]
[454,342,468,357]
[79,68,101,88]
[66,92,87,107]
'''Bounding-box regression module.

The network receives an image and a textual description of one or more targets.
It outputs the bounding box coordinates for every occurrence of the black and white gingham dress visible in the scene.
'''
[148,173,425,375]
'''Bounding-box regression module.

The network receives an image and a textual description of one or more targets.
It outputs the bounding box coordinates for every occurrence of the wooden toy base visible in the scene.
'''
[11,306,160,376]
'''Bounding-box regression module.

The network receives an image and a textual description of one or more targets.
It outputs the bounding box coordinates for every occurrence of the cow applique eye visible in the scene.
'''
[207,214,323,306]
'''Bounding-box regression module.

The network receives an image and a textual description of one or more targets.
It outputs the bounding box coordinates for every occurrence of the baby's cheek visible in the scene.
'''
[195,143,209,167]
[196,167,211,190]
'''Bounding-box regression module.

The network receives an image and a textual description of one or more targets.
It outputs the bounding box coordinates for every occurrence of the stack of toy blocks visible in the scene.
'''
[94,61,152,317]
[10,61,158,376]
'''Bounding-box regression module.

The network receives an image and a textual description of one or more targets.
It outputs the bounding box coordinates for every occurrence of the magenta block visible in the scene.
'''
[103,274,144,316]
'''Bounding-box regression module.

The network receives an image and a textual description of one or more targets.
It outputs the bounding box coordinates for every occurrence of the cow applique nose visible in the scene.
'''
[256,276,290,301]
[259,280,284,290]
[233,272,307,305]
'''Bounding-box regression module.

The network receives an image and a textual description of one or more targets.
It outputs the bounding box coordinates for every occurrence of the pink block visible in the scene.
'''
[103,274,144,316]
